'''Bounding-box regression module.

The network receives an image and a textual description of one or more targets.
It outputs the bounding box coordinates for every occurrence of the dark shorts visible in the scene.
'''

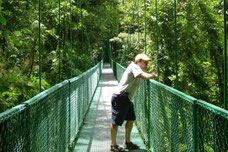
[111,92,136,126]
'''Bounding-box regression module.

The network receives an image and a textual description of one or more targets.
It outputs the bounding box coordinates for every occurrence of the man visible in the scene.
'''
[110,54,158,152]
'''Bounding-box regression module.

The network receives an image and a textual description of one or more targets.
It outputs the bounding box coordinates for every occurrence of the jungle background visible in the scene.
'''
[0,0,227,112]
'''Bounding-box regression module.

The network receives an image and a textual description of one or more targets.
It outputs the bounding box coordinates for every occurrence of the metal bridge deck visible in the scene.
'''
[73,63,147,152]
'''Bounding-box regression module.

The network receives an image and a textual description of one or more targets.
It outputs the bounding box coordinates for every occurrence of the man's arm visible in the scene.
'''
[138,72,158,80]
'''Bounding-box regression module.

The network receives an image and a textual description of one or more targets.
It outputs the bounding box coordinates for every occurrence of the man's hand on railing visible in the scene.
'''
[151,73,158,79]
[139,72,158,80]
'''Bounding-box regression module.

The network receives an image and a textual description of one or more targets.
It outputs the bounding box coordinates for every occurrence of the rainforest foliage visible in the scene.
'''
[110,0,227,109]
[0,0,227,112]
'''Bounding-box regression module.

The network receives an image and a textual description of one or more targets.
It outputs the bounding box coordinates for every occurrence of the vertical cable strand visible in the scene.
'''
[174,0,178,89]
[38,0,41,92]
[70,0,73,78]
[224,0,227,109]
[58,0,61,82]
[138,0,140,48]
[144,0,147,53]
[156,0,159,80]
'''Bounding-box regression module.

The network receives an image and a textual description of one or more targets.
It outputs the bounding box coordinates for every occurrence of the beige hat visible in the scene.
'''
[135,54,151,62]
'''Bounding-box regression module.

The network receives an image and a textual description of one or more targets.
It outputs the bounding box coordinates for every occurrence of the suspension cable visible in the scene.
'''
[144,0,147,53]
[132,0,136,54]
[127,22,131,61]
[137,0,140,48]
[38,0,41,92]
[75,0,78,75]
[80,1,84,44]
[156,0,159,80]
[70,0,73,78]
[224,0,227,109]
[79,0,86,69]
[58,0,61,82]
[174,0,178,89]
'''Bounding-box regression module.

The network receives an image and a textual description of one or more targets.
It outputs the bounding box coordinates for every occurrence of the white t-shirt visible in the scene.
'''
[115,62,143,100]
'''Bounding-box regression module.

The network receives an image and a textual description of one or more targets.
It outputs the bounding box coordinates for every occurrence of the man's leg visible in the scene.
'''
[111,124,119,145]
[124,120,134,142]
[124,120,139,149]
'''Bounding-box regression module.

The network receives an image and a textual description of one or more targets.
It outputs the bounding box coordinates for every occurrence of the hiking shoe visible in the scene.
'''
[123,141,139,149]
[110,145,125,152]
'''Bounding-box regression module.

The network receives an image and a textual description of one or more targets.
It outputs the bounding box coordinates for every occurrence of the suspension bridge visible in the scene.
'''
[0,0,228,151]
[0,56,228,152]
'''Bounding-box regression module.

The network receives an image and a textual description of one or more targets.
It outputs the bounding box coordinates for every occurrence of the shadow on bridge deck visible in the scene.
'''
[73,63,147,152]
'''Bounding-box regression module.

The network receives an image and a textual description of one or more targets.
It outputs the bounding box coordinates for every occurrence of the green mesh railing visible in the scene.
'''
[0,61,102,152]
[111,59,228,152]
[69,62,102,145]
